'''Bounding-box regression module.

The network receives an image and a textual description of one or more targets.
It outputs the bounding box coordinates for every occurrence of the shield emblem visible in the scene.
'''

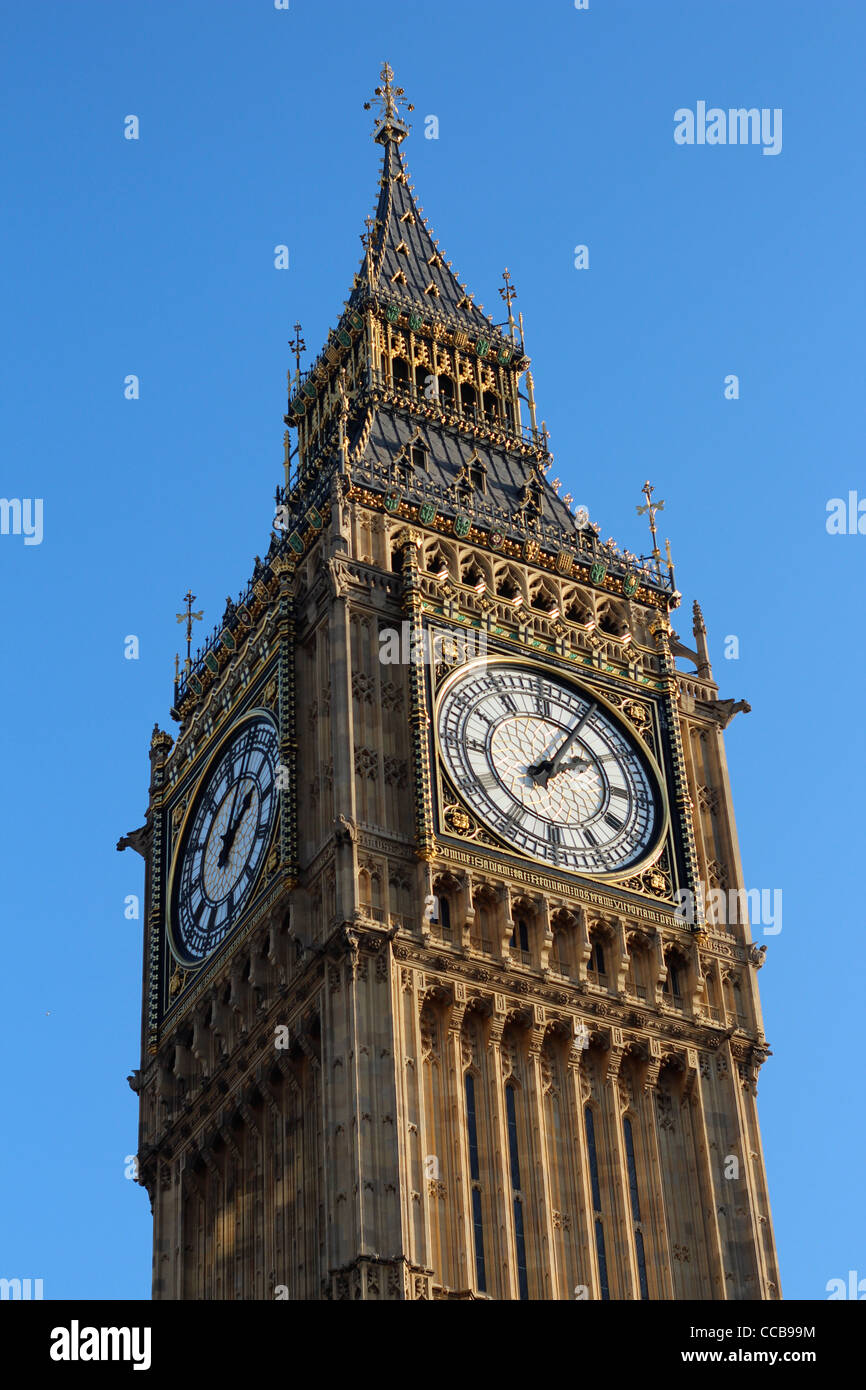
[190,676,202,696]
[387,305,400,323]
[623,572,639,597]
[289,531,305,553]
[221,630,236,653]
[410,313,423,331]
[236,605,252,626]
[489,530,504,548]
[419,502,438,525]
[454,515,471,537]
[385,490,402,513]
[476,338,489,358]
[306,506,323,530]
[205,653,220,674]
[498,347,512,365]
[590,561,607,585]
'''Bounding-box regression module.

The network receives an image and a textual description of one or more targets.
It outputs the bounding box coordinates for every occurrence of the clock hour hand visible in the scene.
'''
[217,787,254,868]
[528,704,594,787]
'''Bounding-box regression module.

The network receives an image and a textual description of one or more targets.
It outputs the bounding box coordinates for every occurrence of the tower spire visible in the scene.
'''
[364,62,414,145]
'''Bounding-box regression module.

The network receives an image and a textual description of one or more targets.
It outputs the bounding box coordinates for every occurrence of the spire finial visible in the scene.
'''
[364,62,414,144]
[499,268,518,344]
[176,590,204,676]
[289,322,306,389]
[636,481,665,564]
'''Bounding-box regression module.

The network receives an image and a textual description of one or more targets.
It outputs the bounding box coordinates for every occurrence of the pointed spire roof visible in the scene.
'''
[352,64,494,334]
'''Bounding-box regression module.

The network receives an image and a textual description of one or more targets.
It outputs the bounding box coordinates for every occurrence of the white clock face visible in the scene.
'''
[437,662,662,875]
[170,714,279,963]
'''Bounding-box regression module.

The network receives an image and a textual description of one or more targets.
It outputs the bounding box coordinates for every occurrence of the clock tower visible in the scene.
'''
[122,65,780,1301]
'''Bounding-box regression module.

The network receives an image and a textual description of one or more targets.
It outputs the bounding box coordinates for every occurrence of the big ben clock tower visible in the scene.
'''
[121,65,780,1301]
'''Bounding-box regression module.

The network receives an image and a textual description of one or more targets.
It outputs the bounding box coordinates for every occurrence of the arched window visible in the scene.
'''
[460,382,477,416]
[465,1073,487,1292]
[391,357,410,388]
[584,1105,610,1300]
[510,918,530,959]
[482,389,501,421]
[588,937,607,982]
[664,954,684,1001]
[623,1117,649,1300]
[505,1085,529,1300]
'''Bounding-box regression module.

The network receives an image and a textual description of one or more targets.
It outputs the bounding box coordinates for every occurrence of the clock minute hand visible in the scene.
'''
[528,703,595,788]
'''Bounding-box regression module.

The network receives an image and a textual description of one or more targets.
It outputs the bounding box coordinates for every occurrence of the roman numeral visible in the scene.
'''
[610,786,628,800]
[604,813,624,832]
[499,694,517,714]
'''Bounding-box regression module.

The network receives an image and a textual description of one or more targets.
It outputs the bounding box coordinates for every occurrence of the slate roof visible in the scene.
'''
[349,127,495,337]
[353,410,580,544]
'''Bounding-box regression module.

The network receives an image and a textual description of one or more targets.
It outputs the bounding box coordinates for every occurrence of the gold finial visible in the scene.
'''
[289,322,305,391]
[665,537,677,592]
[174,652,180,684]
[499,268,518,343]
[362,215,377,288]
[283,430,291,491]
[636,480,665,563]
[176,590,204,676]
[364,62,414,144]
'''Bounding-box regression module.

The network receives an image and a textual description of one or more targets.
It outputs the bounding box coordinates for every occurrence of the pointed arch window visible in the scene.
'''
[584,1105,610,1300]
[505,1084,529,1300]
[623,1117,649,1300]
[464,1072,487,1292]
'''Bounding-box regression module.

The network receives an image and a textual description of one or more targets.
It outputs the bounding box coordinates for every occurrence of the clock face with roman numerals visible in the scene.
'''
[436,661,663,876]
[170,714,279,963]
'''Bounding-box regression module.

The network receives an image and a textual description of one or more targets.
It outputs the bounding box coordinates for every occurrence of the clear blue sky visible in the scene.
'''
[1,0,863,1300]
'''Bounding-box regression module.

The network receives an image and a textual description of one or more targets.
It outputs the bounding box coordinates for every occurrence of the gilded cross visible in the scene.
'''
[636,481,665,561]
[176,590,204,675]
[499,268,518,343]
[289,322,306,388]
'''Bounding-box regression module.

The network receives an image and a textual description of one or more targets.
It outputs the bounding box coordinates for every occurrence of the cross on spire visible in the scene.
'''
[636,481,665,562]
[499,268,518,343]
[176,590,204,675]
[289,322,306,386]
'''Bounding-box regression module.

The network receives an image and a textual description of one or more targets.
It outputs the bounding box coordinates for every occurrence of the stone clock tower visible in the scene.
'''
[121,66,780,1301]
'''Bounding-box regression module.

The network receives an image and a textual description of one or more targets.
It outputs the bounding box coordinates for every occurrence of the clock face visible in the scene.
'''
[437,662,663,876]
[170,714,279,963]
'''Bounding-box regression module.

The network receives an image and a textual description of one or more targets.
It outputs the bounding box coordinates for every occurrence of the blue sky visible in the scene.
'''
[1,0,863,1300]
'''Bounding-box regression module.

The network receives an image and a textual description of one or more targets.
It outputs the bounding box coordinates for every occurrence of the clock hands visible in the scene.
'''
[527,703,595,789]
[217,738,257,870]
[217,786,255,869]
